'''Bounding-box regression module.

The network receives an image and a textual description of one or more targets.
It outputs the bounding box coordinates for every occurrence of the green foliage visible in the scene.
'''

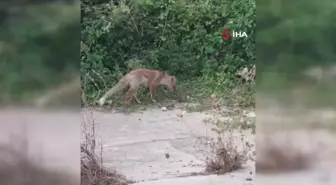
[0,2,80,103]
[257,0,336,108]
[81,0,256,105]
[258,0,336,86]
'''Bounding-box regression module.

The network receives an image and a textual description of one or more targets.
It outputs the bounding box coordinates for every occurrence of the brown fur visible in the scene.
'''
[98,69,176,106]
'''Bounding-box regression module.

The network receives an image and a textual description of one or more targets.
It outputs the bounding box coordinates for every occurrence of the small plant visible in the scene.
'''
[205,135,250,174]
[203,101,255,175]
[81,145,130,185]
[81,110,132,185]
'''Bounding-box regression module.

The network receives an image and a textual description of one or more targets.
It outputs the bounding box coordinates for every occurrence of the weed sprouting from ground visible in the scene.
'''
[203,85,255,175]
[81,110,132,185]
[205,135,251,174]
[81,145,130,185]
[203,111,255,174]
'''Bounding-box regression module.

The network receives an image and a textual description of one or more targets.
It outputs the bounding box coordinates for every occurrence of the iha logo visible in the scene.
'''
[222,29,248,40]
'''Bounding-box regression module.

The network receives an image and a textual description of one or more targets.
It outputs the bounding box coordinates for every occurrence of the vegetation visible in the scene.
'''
[257,0,335,174]
[0,0,79,105]
[2,0,334,108]
[258,0,336,106]
[81,0,256,108]
[1,0,256,108]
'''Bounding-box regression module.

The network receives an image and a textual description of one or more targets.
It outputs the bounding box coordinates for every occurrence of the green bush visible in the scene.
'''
[0,2,79,103]
[257,0,336,107]
[258,0,336,87]
[81,0,256,105]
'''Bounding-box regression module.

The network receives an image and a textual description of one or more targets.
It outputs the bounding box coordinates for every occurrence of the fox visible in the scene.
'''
[98,68,176,106]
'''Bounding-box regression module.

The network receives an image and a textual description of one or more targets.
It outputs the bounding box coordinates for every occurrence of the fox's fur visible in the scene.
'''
[98,68,176,106]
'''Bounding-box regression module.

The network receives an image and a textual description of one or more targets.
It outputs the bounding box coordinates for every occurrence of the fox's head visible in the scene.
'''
[161,72,176,92]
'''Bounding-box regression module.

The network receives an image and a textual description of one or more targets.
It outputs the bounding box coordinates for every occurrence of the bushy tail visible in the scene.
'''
[98,78,128,106]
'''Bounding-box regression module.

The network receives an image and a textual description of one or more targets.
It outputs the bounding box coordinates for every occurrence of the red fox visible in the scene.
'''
[98,69,176,106]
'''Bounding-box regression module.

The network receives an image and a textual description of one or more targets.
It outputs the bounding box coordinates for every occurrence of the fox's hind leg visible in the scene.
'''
[149,84,157,103]
[124,89,135,105]
[124,76,142,105]
[133,90,141,104]
[124,89,141,105]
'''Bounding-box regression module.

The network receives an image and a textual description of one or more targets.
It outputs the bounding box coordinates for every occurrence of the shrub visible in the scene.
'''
[81,0,256,104]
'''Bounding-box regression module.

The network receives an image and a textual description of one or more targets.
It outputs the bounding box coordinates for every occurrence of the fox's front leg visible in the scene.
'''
[149,84,157,103]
